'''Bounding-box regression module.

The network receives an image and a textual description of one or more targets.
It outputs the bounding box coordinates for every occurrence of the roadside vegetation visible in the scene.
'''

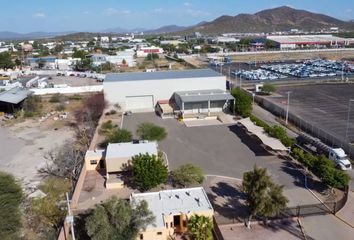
[231,88,252,117]
[83,197,155,240]
[260,83,277,95]
[249,114,349,189]
[0,172,23,240]
[242,165,288,228]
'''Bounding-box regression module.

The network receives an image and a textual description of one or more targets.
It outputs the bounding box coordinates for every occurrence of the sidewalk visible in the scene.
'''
[336,191,354,228]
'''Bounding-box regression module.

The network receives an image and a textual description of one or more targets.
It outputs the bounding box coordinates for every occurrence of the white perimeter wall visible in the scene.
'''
[31,85,103,95]
[104,76,226,111]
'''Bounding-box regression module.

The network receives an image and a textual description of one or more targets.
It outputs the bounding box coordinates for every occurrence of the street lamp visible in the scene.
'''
[345,99,354,144]
[285,91,291,125]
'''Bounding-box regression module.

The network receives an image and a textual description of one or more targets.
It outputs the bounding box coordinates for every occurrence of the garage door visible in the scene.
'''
[125,95,154,111]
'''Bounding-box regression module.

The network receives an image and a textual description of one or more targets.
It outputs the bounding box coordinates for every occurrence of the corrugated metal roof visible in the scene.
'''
[104,69,222,82]
[0,87,32,104]
[106,141,158,159]
[175,89,234,103]
[131,187,213,229]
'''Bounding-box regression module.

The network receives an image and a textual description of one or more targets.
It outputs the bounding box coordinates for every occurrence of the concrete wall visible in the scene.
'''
[31,85,103,95]
[104,76,226,111]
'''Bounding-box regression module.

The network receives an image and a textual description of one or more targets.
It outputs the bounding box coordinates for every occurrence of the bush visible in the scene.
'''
[172,164,204,187]
[136,122,167,141]
[291,147,349,189]
[30,177,70,231]
[260,83,276,95]
[23,95,42,117]
[231,88,252,117]
[107,128,132,143]
[131,153,168,191]
[55,103,66,111]
[68,94,83,100]
[49,93,64,103]
[0,172,23,239]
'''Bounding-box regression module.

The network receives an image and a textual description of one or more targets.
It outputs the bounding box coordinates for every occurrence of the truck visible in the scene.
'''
[296,133,352,171]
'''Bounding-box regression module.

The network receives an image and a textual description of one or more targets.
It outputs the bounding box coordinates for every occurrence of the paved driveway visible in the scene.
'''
[123,113,319,207]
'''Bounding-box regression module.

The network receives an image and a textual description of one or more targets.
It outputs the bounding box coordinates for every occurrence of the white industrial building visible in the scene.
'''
[103,69,231,114]
[136,46,164,58]
[87,50,136,67]
[267,35,350,50]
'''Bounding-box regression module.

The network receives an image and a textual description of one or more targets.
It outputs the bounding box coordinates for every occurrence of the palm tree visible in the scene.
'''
[187,215,213,240]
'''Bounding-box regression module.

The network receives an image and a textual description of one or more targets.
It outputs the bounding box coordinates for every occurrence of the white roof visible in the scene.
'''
[106,141,158,159]
[267,35,347,44]
[131,187,213,229]
[238,118,288,151]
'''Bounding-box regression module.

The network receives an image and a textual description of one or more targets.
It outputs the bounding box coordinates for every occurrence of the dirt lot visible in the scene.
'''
[0,96,85,190]
[48,76,102,87]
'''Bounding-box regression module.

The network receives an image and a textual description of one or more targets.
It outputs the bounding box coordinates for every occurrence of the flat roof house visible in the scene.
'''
[130,187,214,240]
[0,87,32,113]
[103,69,229,114]
[85,141,158,189]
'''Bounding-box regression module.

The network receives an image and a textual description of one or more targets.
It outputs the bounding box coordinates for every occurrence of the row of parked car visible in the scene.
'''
[231,69,287,81]
[260,59,354,78]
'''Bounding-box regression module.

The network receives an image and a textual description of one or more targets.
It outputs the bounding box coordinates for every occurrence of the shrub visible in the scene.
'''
[49,93,64,103]
[55,103,66,111]
[231,88,252,117]
[131,153,168,191]
[136,123,167,141]
[0,172,23,239]
[172,164,204,187]
[68,94,83,100]
[107,128,132,143]
[23,95,42,117]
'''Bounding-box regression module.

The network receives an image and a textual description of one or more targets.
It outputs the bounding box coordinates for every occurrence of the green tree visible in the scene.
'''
[30,177,70,235]
[242,165,288,228]
[122,59,127,65]
[0,52,15,69]
[37,59,46,69]
[136,122,167,141]
[107,128,132,143]
[131,153,168,191]
[187,215,213,240]
[261,83,276,95]
[172,164,204,187]
[265,40,277,49]
[85,197,155,240]
[0,172,23,240]
[72,49,87,59]
[145,53,159,60]
[231,88,252,117]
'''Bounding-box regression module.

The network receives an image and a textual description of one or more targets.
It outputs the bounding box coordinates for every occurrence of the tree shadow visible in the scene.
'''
[259,219,315,240]
[228,124,273,156]
[207,181,248,224]
[278,155,328,193]
[74,211,91,240]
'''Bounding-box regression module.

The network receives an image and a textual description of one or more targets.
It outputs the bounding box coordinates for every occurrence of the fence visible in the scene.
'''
[254,95,354,160]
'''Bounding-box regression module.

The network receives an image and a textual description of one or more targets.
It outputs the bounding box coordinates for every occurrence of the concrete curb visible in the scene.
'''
[297,217,308,240]
[205,175,243,182]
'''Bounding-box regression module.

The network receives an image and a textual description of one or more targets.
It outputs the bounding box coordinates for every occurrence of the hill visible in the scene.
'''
[181,6,354,35]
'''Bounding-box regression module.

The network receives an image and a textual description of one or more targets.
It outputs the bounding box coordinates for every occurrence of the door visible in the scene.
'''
[125,95,154,112]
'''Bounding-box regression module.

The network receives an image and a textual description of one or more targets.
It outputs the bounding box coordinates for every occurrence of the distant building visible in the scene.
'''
[0,87,32,113]
[267,34,350,50]
[136,46,164,58]
[160,40,183,46]
[87,50,136,67]
[130,187,214,240]
[212,36,240,44]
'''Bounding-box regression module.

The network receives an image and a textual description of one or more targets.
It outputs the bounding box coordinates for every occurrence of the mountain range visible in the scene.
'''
[1,6,354,40]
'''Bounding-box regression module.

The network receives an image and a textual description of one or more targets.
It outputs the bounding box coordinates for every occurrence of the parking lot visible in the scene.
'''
[270,84,354,150]
[123,112,321,207]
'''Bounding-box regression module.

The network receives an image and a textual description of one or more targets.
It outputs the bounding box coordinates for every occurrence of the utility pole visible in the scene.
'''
[66,193,75,240]
[285,91,291,125]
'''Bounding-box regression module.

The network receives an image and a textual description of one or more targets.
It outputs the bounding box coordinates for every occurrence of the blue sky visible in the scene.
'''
[1,0,353,33]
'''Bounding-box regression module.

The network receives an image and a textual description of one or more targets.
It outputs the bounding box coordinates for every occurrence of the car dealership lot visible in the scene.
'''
[123,112,320,207]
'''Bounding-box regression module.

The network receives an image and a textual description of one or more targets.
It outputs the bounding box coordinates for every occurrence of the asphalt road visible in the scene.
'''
[123,112,319,207]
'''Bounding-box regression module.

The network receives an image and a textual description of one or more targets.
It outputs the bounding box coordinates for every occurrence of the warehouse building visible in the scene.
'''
[103,69,228,113]
[267,35,350,50]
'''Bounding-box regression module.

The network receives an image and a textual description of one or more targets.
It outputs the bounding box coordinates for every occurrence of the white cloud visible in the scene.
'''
[33,12,46,18]
[103,8,132,16]
[83,11,90,15]
[184,2,191,7]
[346,9,352,13]
[185,9,210,17]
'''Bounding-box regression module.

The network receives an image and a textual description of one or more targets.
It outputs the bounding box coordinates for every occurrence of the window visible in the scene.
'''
[170,222,173,228]
[140,234,143,240]
[157,232,162,235]
[90,160,97,165]
[166,223,168,229]
[183,220,187,227]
